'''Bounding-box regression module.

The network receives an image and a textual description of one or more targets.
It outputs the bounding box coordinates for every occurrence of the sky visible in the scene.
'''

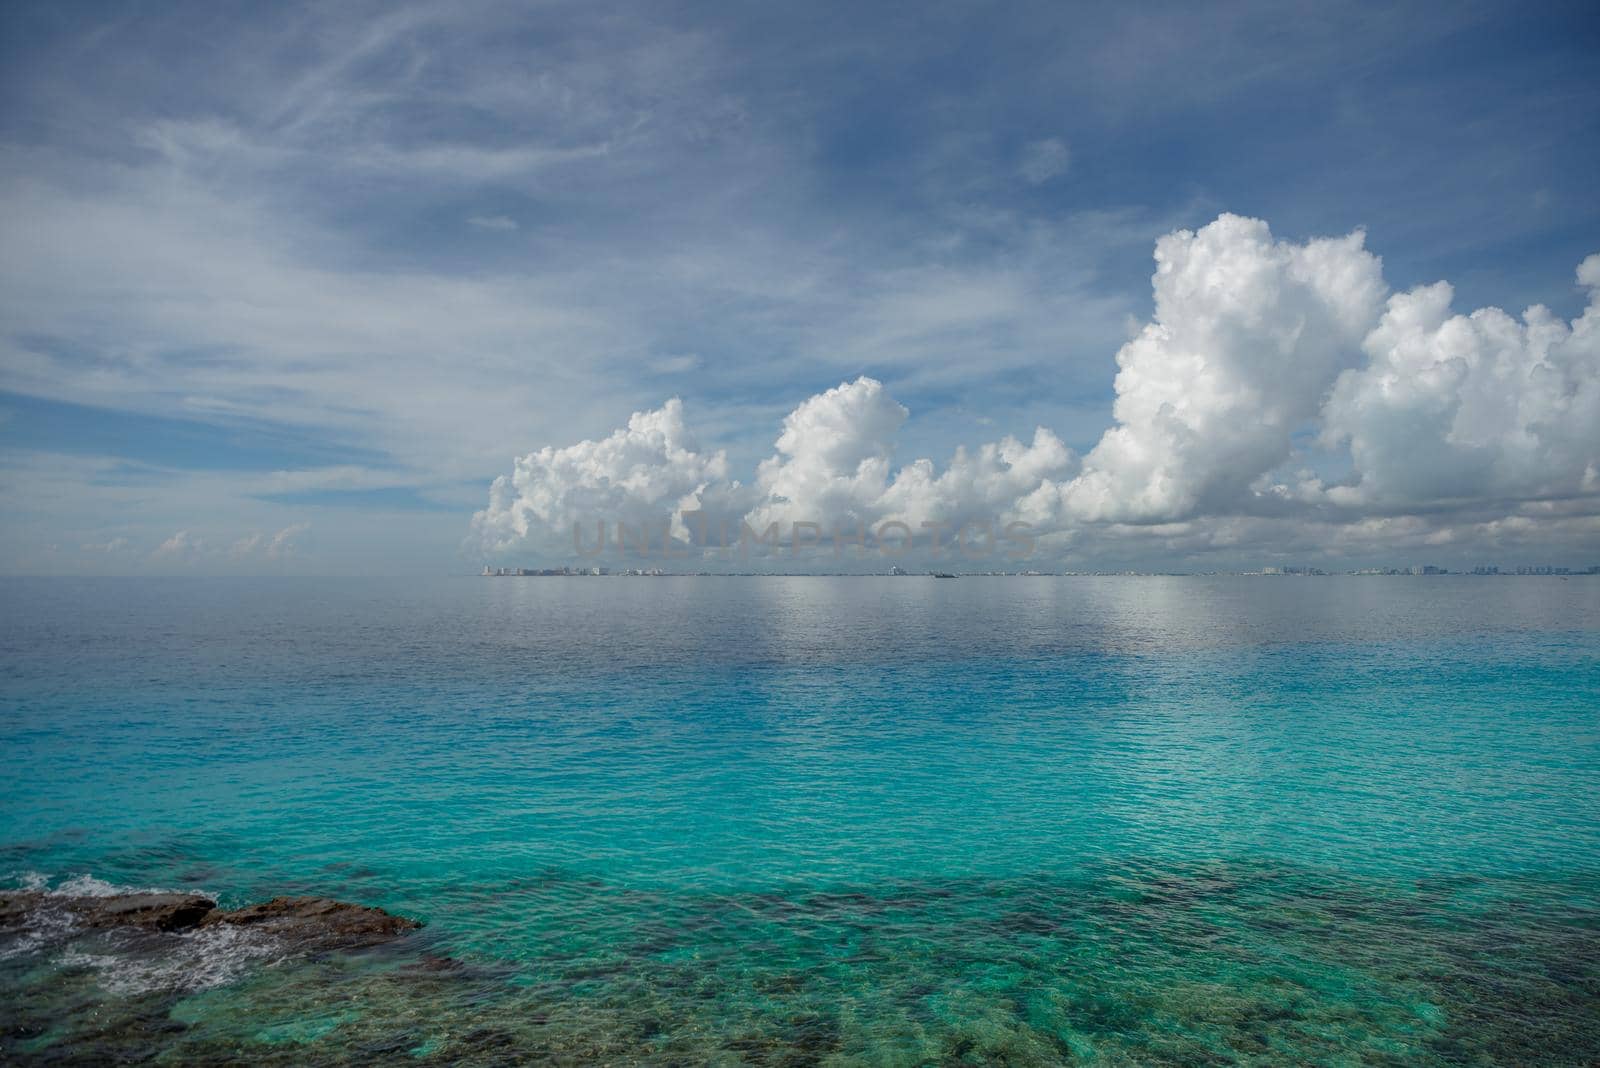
[1,0,1598,573]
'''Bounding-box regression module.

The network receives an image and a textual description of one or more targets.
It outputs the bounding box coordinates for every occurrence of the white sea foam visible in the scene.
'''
[51,872,194,897]
[7,869,215,901]
[0,910,78,961]
[5,871,260,992]
[56,925,285,995]
[0,880,82,961]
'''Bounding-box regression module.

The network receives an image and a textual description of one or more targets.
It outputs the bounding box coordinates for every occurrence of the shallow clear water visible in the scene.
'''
[2,576,1597,1063]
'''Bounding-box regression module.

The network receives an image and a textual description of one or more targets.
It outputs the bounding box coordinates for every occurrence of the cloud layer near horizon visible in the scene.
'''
[472,215,1600,565]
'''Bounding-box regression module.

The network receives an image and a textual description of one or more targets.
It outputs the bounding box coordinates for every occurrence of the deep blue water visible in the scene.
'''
[2,576,1597,1064]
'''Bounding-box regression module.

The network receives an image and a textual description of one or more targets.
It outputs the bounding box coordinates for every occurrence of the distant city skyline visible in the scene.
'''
[2,1,1597,574]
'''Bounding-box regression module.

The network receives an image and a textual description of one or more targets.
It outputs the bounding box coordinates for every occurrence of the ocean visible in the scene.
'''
[2,575,1597,1064]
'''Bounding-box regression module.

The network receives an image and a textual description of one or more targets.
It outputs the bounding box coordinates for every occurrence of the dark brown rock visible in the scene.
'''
[203,895,421,948]
[0,890,216,931]
[0,890,44,924]
[2,889,420,949]
[75,892,218,931]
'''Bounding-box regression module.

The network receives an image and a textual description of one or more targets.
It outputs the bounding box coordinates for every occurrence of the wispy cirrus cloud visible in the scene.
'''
[1018,138,1071,184]
[466,215,519,232]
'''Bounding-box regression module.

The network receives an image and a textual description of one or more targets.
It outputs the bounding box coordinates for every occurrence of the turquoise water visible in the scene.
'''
[2,576,1598,1063]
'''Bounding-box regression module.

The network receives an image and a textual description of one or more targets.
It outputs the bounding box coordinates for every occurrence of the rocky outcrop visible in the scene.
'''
[0,891,217,932]
[0,889,421,950]
[200,896,421,948]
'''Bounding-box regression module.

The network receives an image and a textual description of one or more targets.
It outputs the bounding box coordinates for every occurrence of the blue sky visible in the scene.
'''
[1,0,1597,572]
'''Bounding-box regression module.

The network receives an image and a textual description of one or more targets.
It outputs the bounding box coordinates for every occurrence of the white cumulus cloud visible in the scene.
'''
[229,523,310,560]
[153,530,205,560]
[1060,214,1387,523]
[740,376,1076,542]
[267,522,311,559]
[1317,261,1600,509]
[469,398,731,553]
[81,537,131,554]
[467,216,1600,567]
[743,376,909,534]
[879,427,1076,534]
[472,374,1077,558]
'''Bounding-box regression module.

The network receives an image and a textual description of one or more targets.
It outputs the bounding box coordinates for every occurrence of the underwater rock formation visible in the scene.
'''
[202,895,421,948]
